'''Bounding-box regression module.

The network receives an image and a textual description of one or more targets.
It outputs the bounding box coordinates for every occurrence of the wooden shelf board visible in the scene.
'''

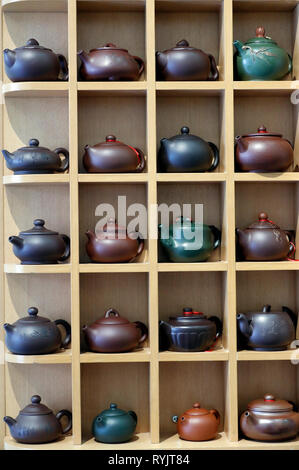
[156,81,225,94]
[77,0,145,12]
[1,0,68,12]
[77,82,147,95]
[80,348,151,363]
[78,173,148,183]
[5,350,72,364]
[237,349,299,361]
[159,432,231,449]
[2,82,69,97]
[4,264,71,274]
[158,262,228,272]
[79,263,150,273]
[4,436,76,451]
[157,173,227,182]
[82,433,152,450]
[159,349,229,362]
[234,81,298,92]
[234,173,299,182]
[155,0,223,12]
[233,1,299,12]
[236,261,299,271]
[236,437,299,450]
[3,174,69,185]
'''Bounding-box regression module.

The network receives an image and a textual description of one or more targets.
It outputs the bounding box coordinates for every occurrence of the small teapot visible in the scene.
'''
[240,394,299,442]
[4,38,68,82]
[172,402,220,441]
[92,403,137,443]
[83,135,145,173]
[234,27,292,81]
[158,126,219,173]
[4,395,72,444]
[9,219,70,265]
[236,212,294,261]
[4,307,71,355]
[2,139,69,175]
[78,43,144,81]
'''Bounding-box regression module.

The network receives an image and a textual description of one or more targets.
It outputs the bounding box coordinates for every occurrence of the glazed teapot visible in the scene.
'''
[78,43,144,81]
[9,219,70,264]
[172,402,220,441]
[159,216,221,263]
[234,27,292,81]
[158,127,219,173]
[4,38,68,82]
[4,307,71,355]
[236,212,294,261]
[4,395,72,444]
[2,139,69,175]
[92,403,137,443]
[86,218,144,263]
[160,308,222,352]
[83,135,145,173]
[235,126,294,172]
[237,305,297,351]
[240,394,299,442]
[82,308,148,353]
[156,39,219,81]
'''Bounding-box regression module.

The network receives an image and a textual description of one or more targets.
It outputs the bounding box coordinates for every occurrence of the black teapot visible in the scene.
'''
[9,219,70,264]
[4,307,71,355]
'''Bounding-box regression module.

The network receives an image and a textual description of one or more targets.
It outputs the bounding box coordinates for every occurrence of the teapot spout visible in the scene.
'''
[235,135,248,153]
[237,313,252,339]
[233,40,245,56]
[8,235,24,248]
[85,230,96,241]
[3,416,16,428]
[77,49,89,64]
[3,323,15,334]
[156,51,167,70]
[3,49,16,68]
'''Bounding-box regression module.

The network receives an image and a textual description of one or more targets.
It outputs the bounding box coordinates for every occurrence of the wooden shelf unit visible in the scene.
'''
[1,0,299,451]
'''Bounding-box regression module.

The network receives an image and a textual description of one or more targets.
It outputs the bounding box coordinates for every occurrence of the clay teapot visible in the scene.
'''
[86,218,144,263]
[159,216,221,263]
[4,395,72,444]
[234,27,292,81]
[93,403,137,443]
[173,403,220,441]
[236,212,294,261]
[158,127,219,173]
[82,308,148,353]
[4,38,68,82]
[235,126,294,173]
[83,135,145,173]
[78,43,144,81]
[240,394,299,441]
[237,305,297,351]
[4,307,71,355]
[9,219,70,265]
[160,308,222,352]
[2,139,69,175]
[156,39,219,81]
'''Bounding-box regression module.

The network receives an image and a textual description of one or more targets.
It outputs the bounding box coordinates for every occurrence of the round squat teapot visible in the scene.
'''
[92,403,137,443]
[4,307,71,355]
[4,395,72,444]
[173,402,220,441]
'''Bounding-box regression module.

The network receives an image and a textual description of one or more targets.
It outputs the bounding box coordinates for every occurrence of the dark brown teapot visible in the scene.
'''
[240,394,299,442]
[172,402,220,441]
[4,395,72,444]
[235,126,294,172]
[156,39,219,81]
[83,308,148,353]
[4,38,68,82]
[86,218,144,263]
[236,212,295,261]
[83,135,145,173]
[78,43,144,81]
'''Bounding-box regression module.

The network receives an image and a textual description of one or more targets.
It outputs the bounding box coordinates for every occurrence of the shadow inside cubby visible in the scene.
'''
[80,272,149,352]
[81,362,149,443]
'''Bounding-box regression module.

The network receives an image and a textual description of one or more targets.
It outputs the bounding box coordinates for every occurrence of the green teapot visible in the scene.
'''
[158,216,221,263]
[234,26,292,81]
[92,403,137,443]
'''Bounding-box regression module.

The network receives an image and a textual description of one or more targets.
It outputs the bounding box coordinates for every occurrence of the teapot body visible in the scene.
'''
[92,404,137,443]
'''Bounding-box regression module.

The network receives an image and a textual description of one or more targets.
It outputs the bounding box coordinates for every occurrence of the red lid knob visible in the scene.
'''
[264,394,275,402]
[258,125,267,133]
[256,26,265,38]
[106,135,116,142]
[258,212,268,221]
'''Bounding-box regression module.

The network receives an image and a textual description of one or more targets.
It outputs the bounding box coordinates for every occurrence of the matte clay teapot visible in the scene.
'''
[4,38,68,82]
[78,43,144,81]
[4,395,72,444]
[86,218,144,263]
[236,212,294,261]
[237,305,297,351]
[173,403,220,441]
[2,139,69,175]
[83,135,145,173]
[92,403,137,443]
[158,127,219,173]
[240,394,299,442]
[4,307,71,355]
[156,39,219,81]
[82,308,148,353]
[235,126,294,173]
[234,27,292,81]
[9,219,70,265]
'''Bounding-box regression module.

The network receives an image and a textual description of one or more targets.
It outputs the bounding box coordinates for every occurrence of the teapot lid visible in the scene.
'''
[169,39,199,51]
[20,395,52,416]
[16,38,52,51]
[90,43,128,53]
[100,403,128,417]
[15,139,54,154]
[95,218,128,238]
[248,212,280,230]
[245,27,277,46]
[184,402,210,416]
[87,135,139,156]
[166,127,205,143]
[248,394,293,413]
[169,308,213,327]
[17,307,50,324]
[19,219,59,236]
[242,126,282,138]
[94,308,130,325]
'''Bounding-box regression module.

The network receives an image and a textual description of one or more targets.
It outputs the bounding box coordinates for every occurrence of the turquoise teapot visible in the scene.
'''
[92,403,137,443]
[159,217,221,263]
[234,26,292,81]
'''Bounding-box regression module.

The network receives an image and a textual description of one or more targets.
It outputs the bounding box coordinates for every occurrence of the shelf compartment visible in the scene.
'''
[78,174,148,183]
[5,350,72,364]
[234,173,299,182]
[79,263,149,273]
[3,175,69,185]
[236,262,299,271]
[156,82,225,92]
[237,350,299,361]
[78,82,147,93]
[158,262,228,272]
[234,82,299,93]
[159,350,229,362]
[4,264,72,274]
[1,0,68,12]
[157,173,227,183]
[2,82,69,97]
[80,349,151,363]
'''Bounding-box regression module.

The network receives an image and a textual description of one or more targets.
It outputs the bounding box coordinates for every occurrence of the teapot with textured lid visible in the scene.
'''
[172,402,220,441]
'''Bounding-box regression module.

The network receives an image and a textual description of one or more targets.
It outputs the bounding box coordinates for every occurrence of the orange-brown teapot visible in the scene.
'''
[172,402,220,441]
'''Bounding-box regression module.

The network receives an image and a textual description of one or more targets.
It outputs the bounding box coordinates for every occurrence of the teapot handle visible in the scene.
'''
[133,56,144,77]
[288,54,293,75]
[282,306,298,329]
[134,148,146,172]
[207,142,220,171]
[56,409,72,434]
[210,408,220,424]
[54,319,71,348]
[129,235,144,262]
[105,308,120,318]
[209,316,223,339]
[128,410,138,424]
[54,147,69,172]
[57,54,69,81]
[134,321,148,344]
[59,234,70,262]
[208,225,221,250]
[207,54,219,81]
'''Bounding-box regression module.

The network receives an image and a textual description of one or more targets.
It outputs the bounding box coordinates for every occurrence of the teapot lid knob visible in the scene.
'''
[106,135,116,142]
[258,212,268,221]
[193,402,200,408]
[258,126,267,133]
[181,126,190,135]
[110,403,117,409]
[264,394,275,402]
[256,26,265,38]
[28,307,38,316]
[31,395,41,404]
[26,38,39,46]
[33,219,45,227]
[183,308,193,316]
[29,138,39,147]
[176,39,189,47]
